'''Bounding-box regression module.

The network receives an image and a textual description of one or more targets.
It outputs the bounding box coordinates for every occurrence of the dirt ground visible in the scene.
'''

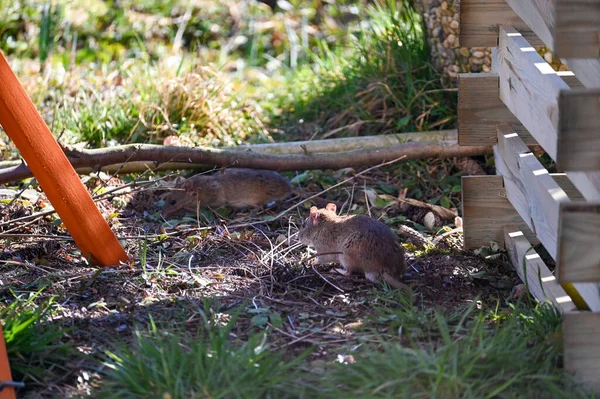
[0,166,520,398]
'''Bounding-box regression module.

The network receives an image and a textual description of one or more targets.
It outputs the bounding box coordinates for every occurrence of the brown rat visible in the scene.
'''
[298,203,408,290]
[162,168,343,217]
[162,168,293,217]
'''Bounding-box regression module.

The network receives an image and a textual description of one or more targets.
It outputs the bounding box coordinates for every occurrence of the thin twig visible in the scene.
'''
[311,265,344,293]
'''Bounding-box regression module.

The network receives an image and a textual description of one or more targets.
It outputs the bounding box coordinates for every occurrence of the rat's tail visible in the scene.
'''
[383,273,410,291]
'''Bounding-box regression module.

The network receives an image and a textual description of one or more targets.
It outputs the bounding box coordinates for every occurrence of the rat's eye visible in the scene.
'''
[169,199,177,205]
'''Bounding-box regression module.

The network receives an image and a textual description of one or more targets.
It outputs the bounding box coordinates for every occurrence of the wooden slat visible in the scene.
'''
[504,227,576,313]
[551,174,585,201]
[458,73,533,146]
[461,175,538,249]
[564,59,600,89]
[504,0,600,58]
[554,0,600,58]
[558,202,600,282]
[494,126,534,232]
[498,26,569,160]
[494,124,566,259]
[563,312,600,394]
[556,88,600,170]
[459,0,544,48]
[494,125,600,311]
[565,172,600,201]
[503,0,554,49]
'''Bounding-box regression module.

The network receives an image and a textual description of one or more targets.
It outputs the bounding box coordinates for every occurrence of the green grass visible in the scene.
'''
[95,293,595,399]
[99,311,312,399]
[274,0,456,139]
[318,297,591,399]
[1,290,72,385]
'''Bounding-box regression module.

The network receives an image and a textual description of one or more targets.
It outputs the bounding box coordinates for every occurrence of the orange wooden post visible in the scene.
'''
[0,324,16,399]
[0,51,128,266]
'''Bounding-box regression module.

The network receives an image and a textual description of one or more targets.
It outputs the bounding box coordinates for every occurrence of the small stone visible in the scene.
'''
[483,65,491,73]
[447,49,456,63]
[471,57,483,65]
[446,34,456,45]
[441,1,448,10]
[558,64,570,72]
[544,52,553,63]
[450,20,459,30]
[448,70,458,79]
[460,47,470,57]
[473,50,484,58]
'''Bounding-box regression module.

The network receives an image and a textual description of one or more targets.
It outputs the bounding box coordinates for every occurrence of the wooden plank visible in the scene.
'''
[555,0,600,58]
[504,0,600,58]
[459,0,544,48]
[563,312,600,394]
[564,59,600,89]
[461,175,538,249]
[494,125,600,310]
[458,73,534,146]
[519,153,568,260]
[494,125,535,232]
[491,47,499,74]
[551,174,585,201]
[494,124,566,259]
[504,227,576,313]
[565,172,600,201]
[558,202,600,282]
[503,0,554,49]
[556,88,600,170]
[498,26,570,160]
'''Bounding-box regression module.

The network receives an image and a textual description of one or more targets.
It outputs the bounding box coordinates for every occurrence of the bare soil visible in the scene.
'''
[0,166,520,398]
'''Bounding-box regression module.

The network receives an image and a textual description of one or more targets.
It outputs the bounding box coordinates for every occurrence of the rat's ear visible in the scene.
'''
[181,179,193,189]
[309,206,319,224]
[325,203,337,213]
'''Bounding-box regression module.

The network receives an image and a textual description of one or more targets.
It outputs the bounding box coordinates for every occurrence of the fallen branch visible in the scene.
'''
[234,129,459,154]
[0,140,492,183]
[0,130,458,171]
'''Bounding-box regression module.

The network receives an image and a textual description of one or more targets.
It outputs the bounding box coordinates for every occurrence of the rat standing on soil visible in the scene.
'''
[162,168,293,217]
[298,203,409,290]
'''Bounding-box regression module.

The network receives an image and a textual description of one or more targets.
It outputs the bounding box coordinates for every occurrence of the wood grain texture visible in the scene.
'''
[459,0,544,47]
[555,0,600,58]
[558,202,600,282]
[551,174,585,201]
[564,59,600,89]
[494,124,534,232]
[461,175,538,249]
[494,124,568,260]
[505,0,600,58]
[498,26,570,160]
[493,128,600,309]
[563,312,600,393]
[504,227,576,313]
[556,88,600,170]
[504,0,555,48]
[566,172,600,201]
[458,73,533,146]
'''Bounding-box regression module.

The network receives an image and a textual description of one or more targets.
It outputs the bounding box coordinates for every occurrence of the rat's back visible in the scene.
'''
[219,168,293,208]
